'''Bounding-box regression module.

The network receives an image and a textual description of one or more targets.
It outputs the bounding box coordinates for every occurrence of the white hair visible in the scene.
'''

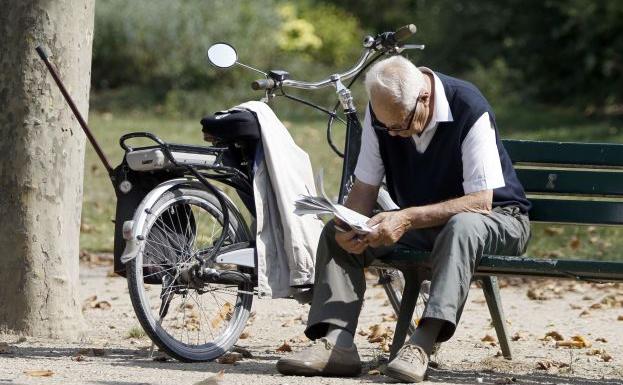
[364,56,425,114]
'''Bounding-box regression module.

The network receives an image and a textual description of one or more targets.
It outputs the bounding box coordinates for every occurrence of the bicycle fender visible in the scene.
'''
[120,178,191,264]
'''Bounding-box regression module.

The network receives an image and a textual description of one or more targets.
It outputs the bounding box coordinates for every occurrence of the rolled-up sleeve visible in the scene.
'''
[461,112,505,194]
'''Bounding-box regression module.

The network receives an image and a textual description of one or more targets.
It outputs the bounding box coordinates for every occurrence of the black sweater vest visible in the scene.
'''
[371,72,531,213]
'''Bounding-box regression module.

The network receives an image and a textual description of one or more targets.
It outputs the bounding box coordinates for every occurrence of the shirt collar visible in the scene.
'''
[418,68,453,133]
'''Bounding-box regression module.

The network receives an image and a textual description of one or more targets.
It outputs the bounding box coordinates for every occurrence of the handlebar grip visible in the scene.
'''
[395,24,417,43]
[251,79,276,90]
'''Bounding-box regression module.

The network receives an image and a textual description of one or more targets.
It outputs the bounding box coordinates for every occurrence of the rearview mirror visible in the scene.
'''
[207,43,237,68]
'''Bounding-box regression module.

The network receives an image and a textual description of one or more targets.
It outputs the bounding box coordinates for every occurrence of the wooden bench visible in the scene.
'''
[372,139,623,359]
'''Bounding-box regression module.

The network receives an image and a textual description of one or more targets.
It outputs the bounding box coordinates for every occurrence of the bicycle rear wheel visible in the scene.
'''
[126,185,254,362]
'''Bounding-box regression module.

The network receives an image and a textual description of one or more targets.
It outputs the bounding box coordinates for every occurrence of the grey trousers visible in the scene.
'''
[304,206,530,343]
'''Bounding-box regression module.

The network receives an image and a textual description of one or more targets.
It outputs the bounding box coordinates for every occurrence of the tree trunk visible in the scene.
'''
[0,0,95,339]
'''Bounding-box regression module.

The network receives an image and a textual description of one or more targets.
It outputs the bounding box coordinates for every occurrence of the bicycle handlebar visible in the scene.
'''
[251,24,417,91]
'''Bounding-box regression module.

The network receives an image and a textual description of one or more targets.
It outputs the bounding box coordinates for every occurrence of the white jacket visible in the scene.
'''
[238,101,323,298]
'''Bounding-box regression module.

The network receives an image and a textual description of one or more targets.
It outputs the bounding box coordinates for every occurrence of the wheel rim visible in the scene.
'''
[132,193,252,358]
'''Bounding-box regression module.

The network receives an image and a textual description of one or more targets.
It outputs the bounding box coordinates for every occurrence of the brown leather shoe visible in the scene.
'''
[384,343,428,383]
[276,338,361,377]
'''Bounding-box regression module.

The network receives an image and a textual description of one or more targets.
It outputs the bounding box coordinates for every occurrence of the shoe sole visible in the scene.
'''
[277,360,360,377]
[384,365,425,383]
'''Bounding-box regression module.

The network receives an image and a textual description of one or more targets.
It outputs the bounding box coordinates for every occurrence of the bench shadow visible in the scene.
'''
[7,344,282,375]
[361,367,623,385]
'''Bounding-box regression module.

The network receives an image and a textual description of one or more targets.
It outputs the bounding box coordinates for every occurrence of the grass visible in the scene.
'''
[81,102,623,261]
[126,325,147,339]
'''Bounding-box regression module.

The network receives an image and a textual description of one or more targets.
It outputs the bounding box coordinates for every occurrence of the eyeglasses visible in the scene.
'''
[378,97,419,132]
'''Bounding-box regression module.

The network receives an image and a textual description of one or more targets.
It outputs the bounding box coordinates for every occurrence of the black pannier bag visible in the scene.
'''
[112,162,194,284]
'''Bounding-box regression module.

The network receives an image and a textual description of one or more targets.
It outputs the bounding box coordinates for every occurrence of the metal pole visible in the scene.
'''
[36,45,114,176]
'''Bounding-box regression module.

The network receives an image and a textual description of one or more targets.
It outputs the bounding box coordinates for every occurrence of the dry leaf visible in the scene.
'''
[542,331,564,341]
[71,355,86,362]
[368,369,381,375]
[211,302,233,329]
[511,332,523,341]
[239,332,250,339]
[276,341,292,353]
[481,334,497,343]
[596,337,608,343]
[601,352,613,362]
[382,313,397,322]
[231,346,253,358]
[590,303,603,310]
[193,370,225,385]
[536,360,569,370]
[281,319,294,327]
[24,370,54,377]
[556,335,591,349]
[357,329,369,337]
[570,304,582,310]
[94,301,112,310]
[216,352,243,365]
[618,315,623,321]
[579,309,591,317]
[0,342,11,354]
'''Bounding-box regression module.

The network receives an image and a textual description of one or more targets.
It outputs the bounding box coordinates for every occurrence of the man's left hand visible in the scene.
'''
[364,211,411,247]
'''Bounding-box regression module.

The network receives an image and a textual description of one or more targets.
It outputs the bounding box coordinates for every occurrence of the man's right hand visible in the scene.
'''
[334,221,368,254]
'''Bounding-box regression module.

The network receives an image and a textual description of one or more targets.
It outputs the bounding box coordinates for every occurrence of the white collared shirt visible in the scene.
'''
[354,69,505,195]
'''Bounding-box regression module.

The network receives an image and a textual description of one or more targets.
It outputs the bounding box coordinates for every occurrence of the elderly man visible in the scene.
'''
[276,56,531,382]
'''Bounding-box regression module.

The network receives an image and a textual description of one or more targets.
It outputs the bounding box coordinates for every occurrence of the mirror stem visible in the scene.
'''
[235,62,267,77]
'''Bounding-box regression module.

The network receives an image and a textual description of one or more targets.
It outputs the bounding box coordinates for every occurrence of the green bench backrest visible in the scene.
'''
[503,140,623,225]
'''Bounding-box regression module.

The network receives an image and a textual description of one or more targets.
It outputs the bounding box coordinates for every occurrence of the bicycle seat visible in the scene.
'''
[201,108,261,142]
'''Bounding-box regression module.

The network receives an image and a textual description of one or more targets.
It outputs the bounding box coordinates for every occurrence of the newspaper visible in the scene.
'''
[294,170,375,234]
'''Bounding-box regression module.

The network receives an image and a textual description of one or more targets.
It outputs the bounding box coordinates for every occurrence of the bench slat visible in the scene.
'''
[503,140,623,167]
[516,168,623,196]
[373,249,623,282]
[529,198,623,225]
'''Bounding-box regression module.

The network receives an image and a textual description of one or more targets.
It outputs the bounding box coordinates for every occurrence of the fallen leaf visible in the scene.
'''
[368,336,385,343]
[569,236,581,250]
[231,346,253,358]
[601,351,613,362]
[556,335,591,349]
[570,304,582,310]
[536,360,569,370]
[618,315,623,321]
[239,332,250,339]
[276,341,292,353]
[91,348,106,356]
[542,331,564,341]
[94,301,112,310]
[357,329,369,337]
[193,370,225,385]
[24,370,54,377]
[216,352,243,365]
[596,337,608,343]
[481,334,497,343]
[382,313,397,322]
[590,303,603,310]
[579,309,591,317]
[511,332,523,341]
[71,355,86,362]
[0,342,12,354]
[211,302,233,329]
[368,369,381,375]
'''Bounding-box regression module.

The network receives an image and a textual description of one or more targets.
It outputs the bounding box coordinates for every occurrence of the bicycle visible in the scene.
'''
[37,24,430,363]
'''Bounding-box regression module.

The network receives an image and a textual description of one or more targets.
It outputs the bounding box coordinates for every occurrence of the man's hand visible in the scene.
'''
[334,220,368,254]
[364,211,411,247]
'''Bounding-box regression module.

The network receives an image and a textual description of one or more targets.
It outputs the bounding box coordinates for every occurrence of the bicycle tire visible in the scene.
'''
[126,185,254,362]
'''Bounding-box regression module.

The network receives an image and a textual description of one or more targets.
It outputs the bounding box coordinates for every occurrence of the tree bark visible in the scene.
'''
[0,0,95,339]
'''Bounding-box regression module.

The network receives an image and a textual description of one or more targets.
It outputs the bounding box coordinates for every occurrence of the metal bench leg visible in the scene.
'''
[481,275,512,359]
[390,270,421,360]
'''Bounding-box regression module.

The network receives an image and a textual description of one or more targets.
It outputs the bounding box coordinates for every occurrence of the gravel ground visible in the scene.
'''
[0,261,622,385]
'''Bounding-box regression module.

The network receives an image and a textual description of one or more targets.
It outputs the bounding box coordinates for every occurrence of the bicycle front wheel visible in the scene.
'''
[126,185,254,362]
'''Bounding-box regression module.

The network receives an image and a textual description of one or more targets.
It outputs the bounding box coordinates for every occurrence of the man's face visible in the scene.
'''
[372,91,430,138]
